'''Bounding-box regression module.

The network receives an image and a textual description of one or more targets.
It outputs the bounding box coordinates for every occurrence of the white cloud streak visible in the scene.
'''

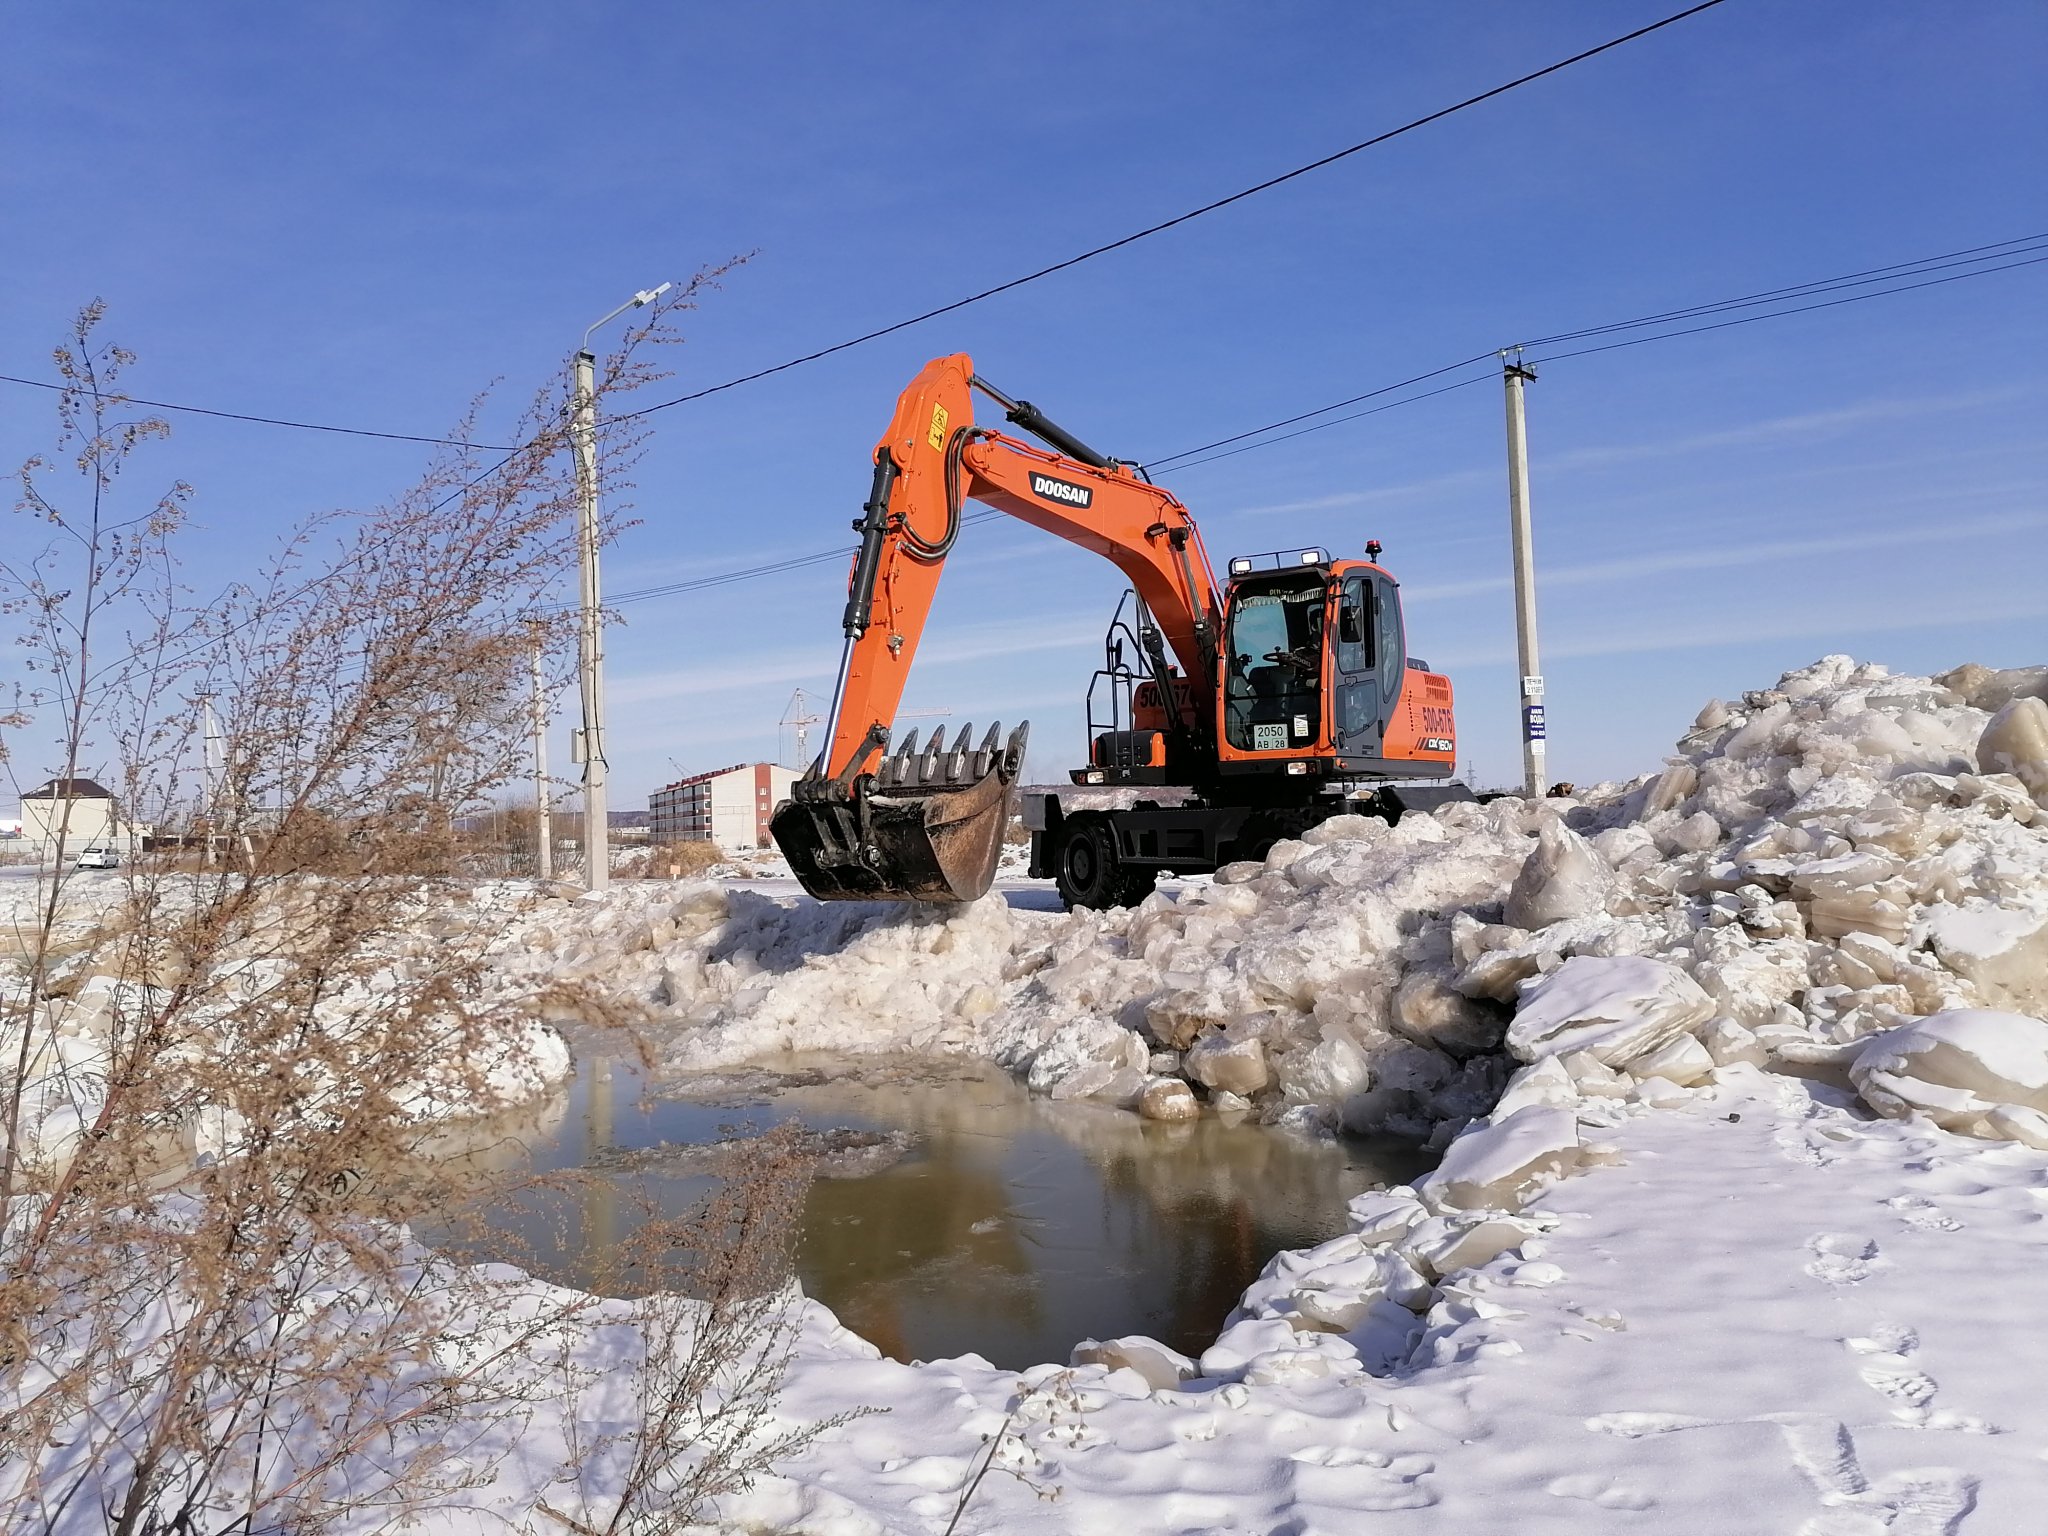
[1405,509,2047,604]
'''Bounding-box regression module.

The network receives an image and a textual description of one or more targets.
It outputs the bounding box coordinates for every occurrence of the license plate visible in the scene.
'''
[1253,723,1287,751]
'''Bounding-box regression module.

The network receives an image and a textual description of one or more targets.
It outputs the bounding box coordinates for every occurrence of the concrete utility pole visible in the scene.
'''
[570,344,607,893]
[1501,349,1547,798]
[530,634,552,881]
[570,281,670,896]
[199,693,222,867]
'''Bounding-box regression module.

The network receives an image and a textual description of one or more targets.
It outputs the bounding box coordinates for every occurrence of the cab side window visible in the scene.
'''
[1375,575,1405,688]
[1336,576,1375,675]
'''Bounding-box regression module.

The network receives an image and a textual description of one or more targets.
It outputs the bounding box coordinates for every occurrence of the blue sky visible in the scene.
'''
[4,1,2043,801]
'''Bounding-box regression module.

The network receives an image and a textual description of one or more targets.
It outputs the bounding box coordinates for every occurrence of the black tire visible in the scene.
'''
[1115,863,1158,906]
[1055,817,1124,910]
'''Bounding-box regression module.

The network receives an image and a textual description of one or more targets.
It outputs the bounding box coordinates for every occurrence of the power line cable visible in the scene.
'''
[1519,234,2047,347]
[0,372,522,451]
[1158,374,1497,473]
[1527,252,2048,365]
[1146,235,2048,470]
[0,2,1732,455]
[596,235,2048,608]
[612,0,1734,423]
[1157,252,2048,471]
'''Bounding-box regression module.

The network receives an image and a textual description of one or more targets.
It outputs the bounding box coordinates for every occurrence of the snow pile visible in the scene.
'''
[0,875,571,1173]
[1851,1007,2048,1146]
[504,655,2048,1149]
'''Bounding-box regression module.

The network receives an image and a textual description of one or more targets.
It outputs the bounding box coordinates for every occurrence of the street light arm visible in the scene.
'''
[581,281,675,355]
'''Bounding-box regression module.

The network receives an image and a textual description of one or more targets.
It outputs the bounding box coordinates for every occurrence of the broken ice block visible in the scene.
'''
[1977,696,2048,809]
[1506,955,1714,1065]
[1851,1008,2048,1141]
[1416,1104,1583,1213]
[1505,819,1617,930]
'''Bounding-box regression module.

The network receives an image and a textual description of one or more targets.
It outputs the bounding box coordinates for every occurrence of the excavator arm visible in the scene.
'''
[774,352,1224,902]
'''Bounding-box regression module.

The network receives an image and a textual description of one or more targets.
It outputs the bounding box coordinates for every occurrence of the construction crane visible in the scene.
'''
[772,354,1464,908]
[782,688,950,771]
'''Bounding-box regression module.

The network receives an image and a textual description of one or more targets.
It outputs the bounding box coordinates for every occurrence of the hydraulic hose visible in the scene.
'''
[900,426,972,561]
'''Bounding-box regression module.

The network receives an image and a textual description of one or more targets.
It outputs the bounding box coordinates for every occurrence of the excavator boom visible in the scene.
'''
[773,354,1222,902]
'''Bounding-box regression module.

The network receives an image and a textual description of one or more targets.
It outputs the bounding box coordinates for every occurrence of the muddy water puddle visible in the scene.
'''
[433,1051,1430,1372]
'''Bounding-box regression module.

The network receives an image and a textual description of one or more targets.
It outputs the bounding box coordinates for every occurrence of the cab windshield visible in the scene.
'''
[1223,581,1324,751]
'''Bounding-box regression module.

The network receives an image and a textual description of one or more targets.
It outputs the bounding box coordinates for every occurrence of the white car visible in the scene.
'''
[73,846,120,870]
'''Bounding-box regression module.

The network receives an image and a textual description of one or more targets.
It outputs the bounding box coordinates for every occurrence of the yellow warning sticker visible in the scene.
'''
[927,403,949,451]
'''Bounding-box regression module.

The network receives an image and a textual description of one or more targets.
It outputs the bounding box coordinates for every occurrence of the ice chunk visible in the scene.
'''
[1071,1335,1198,1391]
[1850,1008,2048,1140]
[1625,1033,1714,1086]
[1940,661,2048,712]
[1300,813,1387,847]
[1977,697,2048,809]
[1346,1188,1427,1244]
[1491,1056,1578,1117]
[1836,930,1899,984]
[1401,1210,1553,1279]
[1144,987,1224,1051]
[1186,1030,1270,1095]
[1700,1016,1766,1067]
[1560,1049,1632,1098]
[1137,1078,1199,1121]
[1391,968,1505,1057]
[1279,1035,1369,1104]
[1505,820,1617,930]
[1416,1105,1582,1213]
[1506,955,1714,1065]
[1199,1316,1303,1379]
[1240,1331,1363,1385]
[1920,903,2048,1013]
[1807,888,1910,945]
[1663,810,1723,855]
[1027,1018,1146,1096]
[1642,758,1699,816]
[1984,1103,2048,1150]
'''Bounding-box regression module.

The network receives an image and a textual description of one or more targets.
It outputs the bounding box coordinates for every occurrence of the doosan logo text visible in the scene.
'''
[1028,472,1093,509]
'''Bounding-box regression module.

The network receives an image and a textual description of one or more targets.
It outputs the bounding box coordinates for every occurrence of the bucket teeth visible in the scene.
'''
[771,716,1033,903]
[885,727,921,787]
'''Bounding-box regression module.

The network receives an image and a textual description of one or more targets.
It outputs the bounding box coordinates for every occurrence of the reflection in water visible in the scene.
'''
[431,1051,1429,1372]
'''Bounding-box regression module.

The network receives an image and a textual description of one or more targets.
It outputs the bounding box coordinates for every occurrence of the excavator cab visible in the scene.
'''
[1222,571,1326,754]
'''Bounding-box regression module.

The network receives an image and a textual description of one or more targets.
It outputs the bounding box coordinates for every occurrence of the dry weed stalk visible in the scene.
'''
[0,281,833,1533]
[539,1122,867,1533]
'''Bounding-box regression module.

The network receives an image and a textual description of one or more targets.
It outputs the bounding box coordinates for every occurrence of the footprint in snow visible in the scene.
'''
[1846,1323,1919,1358]
[1590,1413,1979,1535]
[1286,1447,1438,1510]
[1843,1325,2000,1435]
[1886,1194,1961,1232]
[1805,1233,1885,1285]
[1545,1472,1654,1510]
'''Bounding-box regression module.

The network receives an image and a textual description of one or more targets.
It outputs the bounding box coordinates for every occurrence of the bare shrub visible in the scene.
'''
[0,280,839,1532]
[539,1123,868,1533]
[615,841,726,881]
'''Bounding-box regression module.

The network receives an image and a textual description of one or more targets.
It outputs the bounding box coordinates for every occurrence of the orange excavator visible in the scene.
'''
[771,354,1465,909]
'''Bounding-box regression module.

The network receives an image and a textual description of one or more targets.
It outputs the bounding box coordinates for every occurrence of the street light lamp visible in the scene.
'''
[571,281,671,894]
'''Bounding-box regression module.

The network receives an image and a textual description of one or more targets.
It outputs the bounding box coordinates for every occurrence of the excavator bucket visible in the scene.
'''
[772,722,1029,903]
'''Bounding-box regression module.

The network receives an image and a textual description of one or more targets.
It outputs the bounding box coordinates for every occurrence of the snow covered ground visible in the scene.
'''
[10,655,2048,1531]
[463,655,2048,1531]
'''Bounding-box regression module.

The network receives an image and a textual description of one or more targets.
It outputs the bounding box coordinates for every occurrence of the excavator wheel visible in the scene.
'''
[1053,815,1154,910]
